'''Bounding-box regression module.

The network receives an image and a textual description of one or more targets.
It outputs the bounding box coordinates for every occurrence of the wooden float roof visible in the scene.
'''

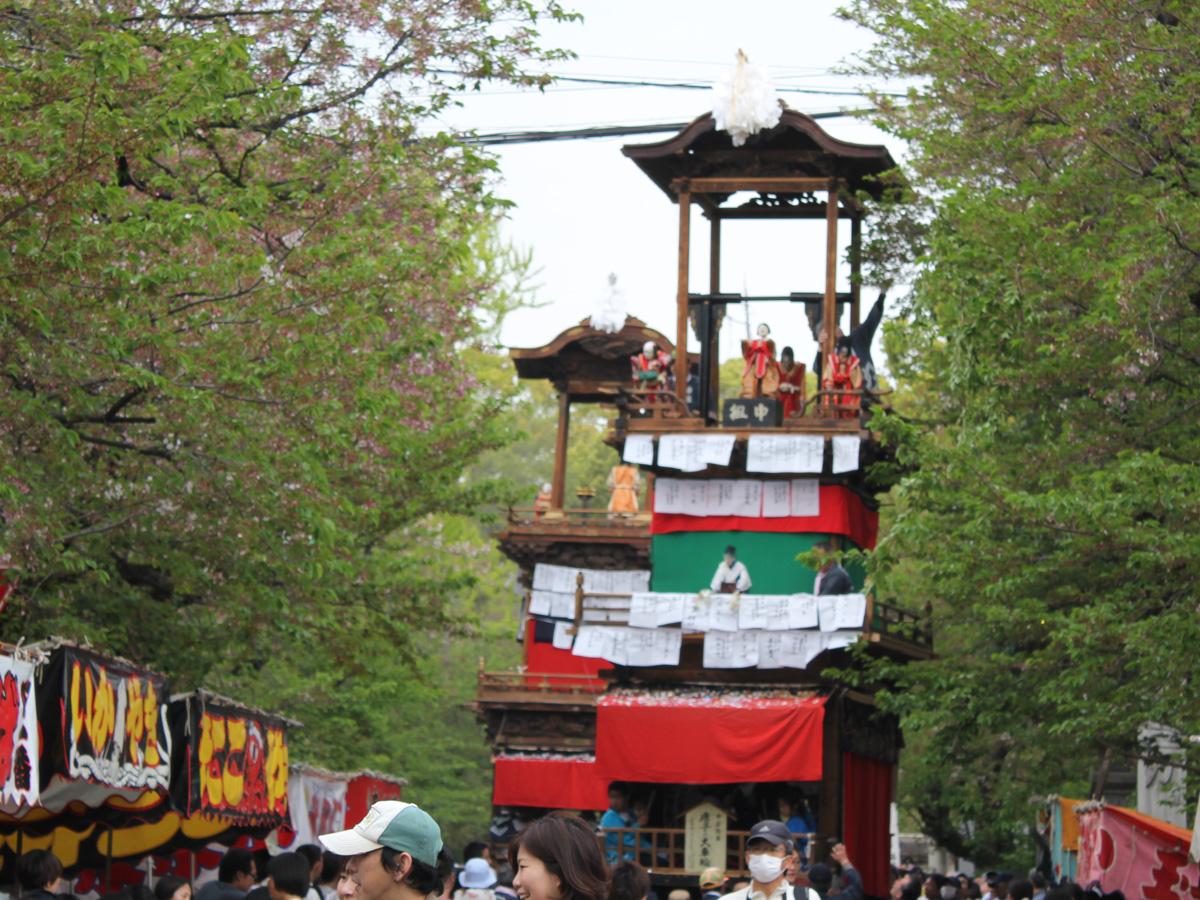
[622,109,899,207]
[509,316,675,400]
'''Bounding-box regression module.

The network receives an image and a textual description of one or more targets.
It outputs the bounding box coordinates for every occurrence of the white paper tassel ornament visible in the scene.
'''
[589,272,627,334]
[712,49,783,147]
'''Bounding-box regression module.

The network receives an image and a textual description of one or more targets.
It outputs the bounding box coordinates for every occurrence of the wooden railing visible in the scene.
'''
[619,387,880,425]
[870,599,934,649]
[621,388,696,421]
[602,827,817,875]
[507,507,649,527]
[476,669,606,700]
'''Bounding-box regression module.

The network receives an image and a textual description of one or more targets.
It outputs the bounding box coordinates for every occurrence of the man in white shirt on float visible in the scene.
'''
[711,545,752,593]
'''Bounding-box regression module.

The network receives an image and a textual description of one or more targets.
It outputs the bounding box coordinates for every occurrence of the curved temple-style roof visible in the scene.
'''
[509,316,675,400]
[622,109,899,205]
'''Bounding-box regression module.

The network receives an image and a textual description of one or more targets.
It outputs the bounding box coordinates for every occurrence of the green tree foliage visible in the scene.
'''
[0,0,575,844]
[470,380,638,512]
[840,0,1200,866]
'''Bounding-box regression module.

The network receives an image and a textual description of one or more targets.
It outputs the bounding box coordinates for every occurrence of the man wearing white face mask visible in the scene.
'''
[718,820,813,900]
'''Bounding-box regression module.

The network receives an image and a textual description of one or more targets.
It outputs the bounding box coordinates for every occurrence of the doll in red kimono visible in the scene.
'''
[741,323,781,398]
[822,338,862,418]
[775,346,807,419]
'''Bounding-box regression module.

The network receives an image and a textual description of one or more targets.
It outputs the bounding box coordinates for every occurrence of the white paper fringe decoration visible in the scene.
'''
[712,49,783,147]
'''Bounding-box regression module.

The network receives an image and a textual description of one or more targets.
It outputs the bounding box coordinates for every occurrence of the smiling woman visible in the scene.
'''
[509,814,609,900]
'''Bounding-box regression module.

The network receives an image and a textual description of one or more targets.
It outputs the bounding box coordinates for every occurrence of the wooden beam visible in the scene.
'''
[821,178,839,375]
[672,176,835,194]
[709,217,721,409]
[676,189,691,404]
[551,391,570,508]
[817,692,844,861]
[850,214,862,330]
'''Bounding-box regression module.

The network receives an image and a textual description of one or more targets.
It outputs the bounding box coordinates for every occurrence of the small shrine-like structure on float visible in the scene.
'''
[476,104,932,900]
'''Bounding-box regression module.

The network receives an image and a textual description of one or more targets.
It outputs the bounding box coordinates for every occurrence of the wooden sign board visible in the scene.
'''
[723,397,781,427]
[684,801,729,873]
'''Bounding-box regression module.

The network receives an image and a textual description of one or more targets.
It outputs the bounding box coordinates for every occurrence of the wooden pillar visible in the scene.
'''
[850,213,862,330]
[821,179,840,371]
[708,216,721,409]
[551,390,570,508]
[817,692,844,857]
[675,186,691,403]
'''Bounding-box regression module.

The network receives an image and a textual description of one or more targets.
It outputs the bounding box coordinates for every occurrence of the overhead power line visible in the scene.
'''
[465,109,874,146]
[427,68,906,99]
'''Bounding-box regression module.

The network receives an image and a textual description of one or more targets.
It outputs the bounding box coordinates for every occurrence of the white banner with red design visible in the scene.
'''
[0,653,38,812]
[1077,803,1200,898]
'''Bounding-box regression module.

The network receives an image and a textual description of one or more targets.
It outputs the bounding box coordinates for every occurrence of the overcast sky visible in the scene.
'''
[438,0,907,367]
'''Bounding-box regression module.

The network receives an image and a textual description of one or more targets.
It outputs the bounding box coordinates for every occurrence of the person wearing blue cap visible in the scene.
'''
[320,801,445,900]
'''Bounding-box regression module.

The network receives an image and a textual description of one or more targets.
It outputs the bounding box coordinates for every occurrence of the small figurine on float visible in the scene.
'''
[741,323,781,398]
[710,545,752,593]
[775,346,806,419]
[533,482,552,516]
[606,463,641,518]
[631,340,671,401]
[823,338,862,418]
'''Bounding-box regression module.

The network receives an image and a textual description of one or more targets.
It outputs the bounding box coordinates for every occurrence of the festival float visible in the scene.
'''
[477,69,933,899]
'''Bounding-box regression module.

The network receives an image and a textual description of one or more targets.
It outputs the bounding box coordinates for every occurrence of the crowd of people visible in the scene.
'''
[886,864,1127,900]
[7,803,1125,900]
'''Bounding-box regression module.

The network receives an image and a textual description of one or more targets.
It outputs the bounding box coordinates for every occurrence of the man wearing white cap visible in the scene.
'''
[320,802,445,900]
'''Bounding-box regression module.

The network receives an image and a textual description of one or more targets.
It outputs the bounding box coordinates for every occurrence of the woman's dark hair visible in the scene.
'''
[609,862,649,900]
[154,876,190,900]
[18,850,64,891]
[380,847,444,897]
[507,813,609,900]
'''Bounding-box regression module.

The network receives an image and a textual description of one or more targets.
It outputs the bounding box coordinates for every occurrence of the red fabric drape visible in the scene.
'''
[650,485,878,549]
[842,753,893,899]
[492,756,610,811]
[595,695,825,783]
[523,619,608,686]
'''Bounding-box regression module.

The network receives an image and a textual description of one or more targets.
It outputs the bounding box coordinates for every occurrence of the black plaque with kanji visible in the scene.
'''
[723,397,781,427]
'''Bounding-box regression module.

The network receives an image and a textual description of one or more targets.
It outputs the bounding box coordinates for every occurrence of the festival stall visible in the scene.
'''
[1076,802,1199,898]
[34,642,172,820]
[168,690,292,828]
[0,642,175,886]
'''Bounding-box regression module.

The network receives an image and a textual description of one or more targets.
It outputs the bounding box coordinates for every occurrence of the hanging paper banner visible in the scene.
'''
[37,644,171,812]
[169,692,290,827]
[285,765,349,847]
[0,653,39,813]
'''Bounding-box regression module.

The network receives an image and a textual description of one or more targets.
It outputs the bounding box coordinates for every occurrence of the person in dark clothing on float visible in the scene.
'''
[812,541,853,596]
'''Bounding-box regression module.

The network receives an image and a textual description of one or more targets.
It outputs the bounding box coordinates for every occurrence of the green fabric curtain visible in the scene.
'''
[650,530,865,595]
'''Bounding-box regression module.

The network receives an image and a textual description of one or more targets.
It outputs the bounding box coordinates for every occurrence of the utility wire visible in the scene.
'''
[427,68,905,99]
